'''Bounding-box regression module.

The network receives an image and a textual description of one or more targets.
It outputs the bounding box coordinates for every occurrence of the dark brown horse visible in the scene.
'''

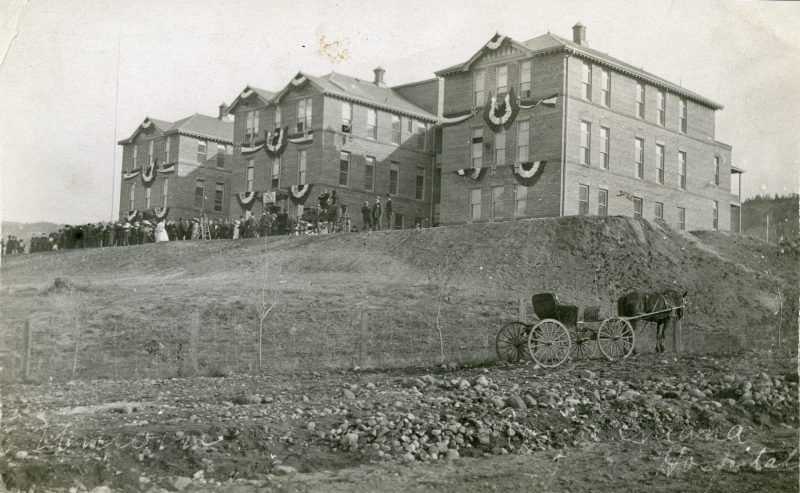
[617,290,687,353]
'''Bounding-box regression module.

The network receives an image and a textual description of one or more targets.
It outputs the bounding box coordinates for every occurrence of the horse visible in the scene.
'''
[617,290,687,353]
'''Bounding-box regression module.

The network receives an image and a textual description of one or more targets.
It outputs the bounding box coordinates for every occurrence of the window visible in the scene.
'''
[148,141,154,166]
[197,140,207,163]
[598,189,608,216]
[519,61,531,97]
[599,126,610,169]
[132,145,138,169]
[394,213,404,230]
[214,183,224,212]
[474,69,485,106]
[677,207,686,230]
[164,137,171,163]
[656,144,665,184]
[578,184,589,215]
[636,82,645,118]
[600,68,610,106]
[216,144,226,168]
[712,200,719,230]
[495,131,506,166]
[678,151,687,189]
[471,128,483,168]
[366,109,377,139]
[496,65,508,96]
[416,122,426,149]
[391,115,400,144]
[714,156,720,186]
[389,161,399,195]
[145,187,151,208]
[245,159,254,192]
[580,121,591,165]
[271,156,281,189]
[416,167,425,200]
[516,120,529,162]
[296,97,312,133]
[298,149,307,185]
[273,105,282,130]
[341,102,352,133]
[633,196,643,219]
[194,179,205,208]
[657,90,666,126]
[679,98,687,133]
[655,202,663,220]
[634,138,644,179]
[245,109,260,141]
[514,185,528,217]
[491,186,504,220]
[470,188,481,221]
[128,183,135,211]
[582,62,592,100]
[338,151,349,186]
[364,156,375,191]
[407,118,413,136]
[161,178,169,207]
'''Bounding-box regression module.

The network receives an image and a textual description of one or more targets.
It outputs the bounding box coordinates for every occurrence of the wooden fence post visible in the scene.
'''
[518,298,527,323]
[22,321,32,381]
[190,312,200,374]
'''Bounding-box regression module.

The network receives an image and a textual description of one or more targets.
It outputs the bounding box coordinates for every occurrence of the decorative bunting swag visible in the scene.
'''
[485,34,507,51]
[286,132,314,145]
[154,207,169,220]
[265,127,287,157]
[288,184,313,204]
[483,87,520,132]
[241,143,264,154]
[141,161,157,186]
[159,162,176,173]
[455,168,487,180]
[511,160,546,186]
[237,191,258,208]
[518,93,559,109]
[123,169,141,180]
[125,210,140,222]
[440,110,475,127]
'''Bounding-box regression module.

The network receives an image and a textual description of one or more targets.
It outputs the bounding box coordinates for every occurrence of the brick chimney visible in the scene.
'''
[218,102,228,120]
[373,66,387,87]
[572,22,587,46]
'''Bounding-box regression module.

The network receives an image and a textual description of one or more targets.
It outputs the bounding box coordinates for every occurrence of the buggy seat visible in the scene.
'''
[532,293,579,326]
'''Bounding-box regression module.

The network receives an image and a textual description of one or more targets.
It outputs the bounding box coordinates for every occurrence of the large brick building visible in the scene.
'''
[225,70,440,230]
[434,24,742,231]
[118,110,234,221]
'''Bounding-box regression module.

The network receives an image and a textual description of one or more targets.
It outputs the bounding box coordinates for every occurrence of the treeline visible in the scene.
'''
[741,193,798,242]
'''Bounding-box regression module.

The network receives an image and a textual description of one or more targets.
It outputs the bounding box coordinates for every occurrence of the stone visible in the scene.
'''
[342,389,356,400]
[274,465,298,476]
[524,395,538,407]
[14,451,28,460]
[688,388,705,399]
[233,394,261,405]
[605,389,617,399]
[402,452,416,462]
[173,477,192,491]
[505,394,527,410]
[446,449,460,460]
[491,397,507,409]
[89,487,112,493]
[617,390,640,401]
[458,379,471,391]
[580,369,596,380]
[475,375,490,387]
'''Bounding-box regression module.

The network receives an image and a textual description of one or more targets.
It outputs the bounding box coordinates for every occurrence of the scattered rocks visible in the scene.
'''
[342,389,356,400]
[274,465,298,475]
[505,394,527,410]
[173,477,192,491]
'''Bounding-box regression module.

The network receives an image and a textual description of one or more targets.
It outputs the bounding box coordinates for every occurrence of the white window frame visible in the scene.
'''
[514,185,528,217]
[470,188,481,221]
[273,104,282,130]
[580,121,591,165]
[598,188,608,217]
[633,196,643,219]
[517,120,529,163]
[214,182,224,212]
[296,98,312,134]
[657,90,666,126]
[415,167,425,200]
[519,60,531,97]
[145,186,151,209]
[678,151,687,189]
[634,138,644,179]
[474,69,485,107]
[471,128,483,168]
[712,200,719,230]
[194,179,205,208]
[600,126,610,170]
[391,115,401,144]
[132,145,138,169]
[714,156,720,186]
[578,184,589,215]
[364,156,375,192]
[494,131,506,166]
[128,183,136,211]
[245,159,254,192]
[164,137,171,163]
[341,102,352,133]
[161,178,169,207]
[677,207,686,230]
[636,82,645,118]
[298,149,307,185]
[148,140,154,166]
[655,201,663,220]
[197,140,207,163]
[271,156,281,189]
[496,65,508,96]
[679,98,687,133]
[582,62,592,100]
[366,108,377,140]
[656,144,665,184]
[601,68,611,106]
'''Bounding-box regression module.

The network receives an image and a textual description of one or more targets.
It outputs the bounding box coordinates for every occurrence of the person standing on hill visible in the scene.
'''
[361,201,372,231]
[373,197,382,231]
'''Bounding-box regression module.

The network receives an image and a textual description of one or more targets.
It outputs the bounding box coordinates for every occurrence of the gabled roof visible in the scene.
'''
[436,31,723,110]
[163,113,233,143]
[227,85,275,114]
[271,71,437,121]
[118,117,173,144]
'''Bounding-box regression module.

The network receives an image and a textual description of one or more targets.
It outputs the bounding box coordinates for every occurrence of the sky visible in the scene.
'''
[0,0,798,224]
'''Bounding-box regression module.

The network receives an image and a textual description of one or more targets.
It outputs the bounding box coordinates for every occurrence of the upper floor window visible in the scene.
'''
[634,137,644,179]
[495,131,506,166]
[296,98,312,134]
[364,156,375,191]
[496,65,508,96]
[214,182,224,212]
[517,120,529,163]
[197,140,207,163]
[145,187,151,209]
[271,156,281,189]
[714,156,720,185]
[298,149,307,185]
[164,137,171,163]
[194,179,204,208]
[580,121,591,165]
[391,115,401,144]
[657,90,666,126]
[273,105,282,130]
[519,61,531,98]
[636,82,645,118]
[341,102,352,133]
[471,128,483,168]
[245,109,260,141]
[245,159,254,192]
[474,69,485,106]
[656,144,665,184]
[132,145,138,169]
[581,62,592,100]
[599,126,610,170]
[416,122,426,150]
[216,144,226,168]
[678,151,687,189]
[679,98,687,133]
[339,151,350,186]
[600,68,610,106]
[366,109,377,140]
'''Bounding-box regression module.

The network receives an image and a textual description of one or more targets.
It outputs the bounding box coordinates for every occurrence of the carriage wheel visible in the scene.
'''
[528,319,571,368]
[597,317,635,361]
[495,322,531,362]
[570,327,599,360]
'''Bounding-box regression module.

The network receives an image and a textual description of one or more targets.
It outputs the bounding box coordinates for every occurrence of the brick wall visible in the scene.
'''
[393,78,441,117]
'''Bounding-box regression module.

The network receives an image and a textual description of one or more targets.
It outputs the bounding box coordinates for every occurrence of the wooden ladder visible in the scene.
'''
[199,214,211,239]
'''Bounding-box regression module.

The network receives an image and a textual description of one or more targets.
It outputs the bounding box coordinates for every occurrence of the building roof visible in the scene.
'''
[227,85,275,114]
[436,31,724,110]
[118,114,233,145]
[118,117,174,144]
[272,71,437,121]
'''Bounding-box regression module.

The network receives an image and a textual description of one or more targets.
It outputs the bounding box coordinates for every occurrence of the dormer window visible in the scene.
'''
[132,145,138,169]
[273,105,282,130]
[496,65,508,97]
[296,98,312,134]
[245,109,260,141]
[519,61,531,98]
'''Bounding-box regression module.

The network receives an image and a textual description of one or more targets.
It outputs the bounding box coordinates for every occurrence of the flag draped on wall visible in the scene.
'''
[237,191,258,208]
[288,184,313,204]
[510,160,546,186]
[483,87,520,132]
[454,168,488,180]
[265,127,287,157]
[141,160,157,186]
[123,169,142,180]
[518,94,559,109]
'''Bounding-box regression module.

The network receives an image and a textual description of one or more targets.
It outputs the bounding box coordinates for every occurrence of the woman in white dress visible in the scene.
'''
[155,220,170,242]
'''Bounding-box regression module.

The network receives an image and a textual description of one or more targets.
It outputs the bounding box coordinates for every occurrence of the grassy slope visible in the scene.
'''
[0,216,796,380]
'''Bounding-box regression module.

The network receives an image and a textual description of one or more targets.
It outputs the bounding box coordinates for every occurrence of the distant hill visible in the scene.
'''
[1,221,62,240]
[741,194,799,242]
